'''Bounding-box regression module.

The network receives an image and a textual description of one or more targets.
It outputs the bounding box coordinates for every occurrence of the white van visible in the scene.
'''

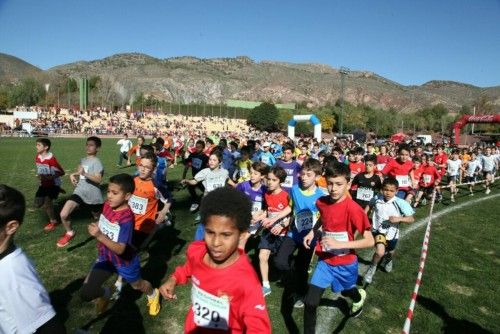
[416,135,432,145]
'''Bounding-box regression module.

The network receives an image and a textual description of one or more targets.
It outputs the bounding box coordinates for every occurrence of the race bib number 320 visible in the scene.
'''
[192,285,230,330]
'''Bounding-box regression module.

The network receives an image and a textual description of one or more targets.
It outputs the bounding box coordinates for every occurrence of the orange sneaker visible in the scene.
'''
[44,221,59,232]
[57,232,75,247]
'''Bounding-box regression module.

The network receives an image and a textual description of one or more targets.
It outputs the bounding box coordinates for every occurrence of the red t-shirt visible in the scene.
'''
[375,154,392,173]
[381,159,414,190]
[411,166,425,189]
[348,161,365,179]
[315,196,371,266]
[172,241,272,334]
[35,153,65,187]
[419,164,441,188]
[264,190,290,236]
[434,153,448,176]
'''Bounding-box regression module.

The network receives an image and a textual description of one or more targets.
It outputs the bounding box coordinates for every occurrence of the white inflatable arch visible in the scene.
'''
[287,114,321,141]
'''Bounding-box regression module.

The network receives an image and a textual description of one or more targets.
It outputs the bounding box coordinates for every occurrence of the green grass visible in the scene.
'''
[0,137,498,334]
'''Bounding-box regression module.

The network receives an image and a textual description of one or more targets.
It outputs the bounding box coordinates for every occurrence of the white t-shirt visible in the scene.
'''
[0,247,56,334]
[117,138,132,153]
[194,168,229,194]
[465,158,482,177]
[447,159,462,177]
[481,155,495,172]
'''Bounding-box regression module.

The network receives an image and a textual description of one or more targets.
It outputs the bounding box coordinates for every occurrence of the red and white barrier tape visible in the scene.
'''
[401,178,497,333]
[401,189,437,334]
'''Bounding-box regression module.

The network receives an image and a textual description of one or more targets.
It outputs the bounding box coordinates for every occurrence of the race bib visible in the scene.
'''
[295,211,315,233]
[377,163,386,171]
[206,179,225,192]
[322,231,349,256]
[98,214,120,242]
[129,195,148,215]
[37,164,51,175]
[356,187,374,201]
[252,201,262,213]
[192,158,202,170]
[423,174,432,184]
[282,175,293,188]
[396,175,411,187]
[192,285,230,330]
[240,168,249,179]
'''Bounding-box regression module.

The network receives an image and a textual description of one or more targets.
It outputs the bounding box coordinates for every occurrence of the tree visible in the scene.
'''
[247,102,280,131]
[9,78,45,106]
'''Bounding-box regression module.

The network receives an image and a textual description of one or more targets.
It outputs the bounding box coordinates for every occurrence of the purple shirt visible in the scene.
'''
[276,159,302,191]
[236,181,266,213]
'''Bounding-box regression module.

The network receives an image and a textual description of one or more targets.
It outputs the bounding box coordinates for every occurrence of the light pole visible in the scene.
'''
[339,66,350,135]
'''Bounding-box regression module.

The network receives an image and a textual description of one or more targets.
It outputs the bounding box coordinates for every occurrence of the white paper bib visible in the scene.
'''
[282,175,293,188]
[356,187,374,201]
[191,284,230,330]
[423,174,432,184]
[37,164,51,175]
[295,211,315,233]
[377,163,386,171]
[396,175,411,187]
[98,214,120,242]
[129,195,148,215]
[322,231,349,256]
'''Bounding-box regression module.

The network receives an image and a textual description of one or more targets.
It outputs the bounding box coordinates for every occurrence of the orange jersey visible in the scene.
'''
[128,144,142,162]
[129,177,164,233]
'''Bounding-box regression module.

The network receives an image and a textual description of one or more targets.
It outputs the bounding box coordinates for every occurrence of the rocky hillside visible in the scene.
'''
[1,52,499,112]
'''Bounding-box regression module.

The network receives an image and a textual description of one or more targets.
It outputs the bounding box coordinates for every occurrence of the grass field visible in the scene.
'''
[0,137,498,334]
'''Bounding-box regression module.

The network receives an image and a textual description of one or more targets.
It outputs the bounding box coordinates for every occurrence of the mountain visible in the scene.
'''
[1,52,499,112]
[0,53,43,82]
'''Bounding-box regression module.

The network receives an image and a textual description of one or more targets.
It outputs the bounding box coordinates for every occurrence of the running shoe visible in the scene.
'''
[44,221,59,232]
[57,232,75,247]
[147,288,161,316]
[363,264,377,284]
[262,286,272,297]
[190,203,199,212]
[351,288,366,317]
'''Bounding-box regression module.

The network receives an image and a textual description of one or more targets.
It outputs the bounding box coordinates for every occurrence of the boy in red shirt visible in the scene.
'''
[302,163,374,333]
[34,138,65,231]
[381,144,414,201]
[159,187,271,333]
[258,166,292,297]
[413,154,441,207]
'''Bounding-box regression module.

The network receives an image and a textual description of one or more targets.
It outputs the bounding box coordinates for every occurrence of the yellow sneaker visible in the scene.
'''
[147,288,161,316]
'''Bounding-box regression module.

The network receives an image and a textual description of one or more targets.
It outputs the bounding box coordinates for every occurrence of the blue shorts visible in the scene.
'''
[310,259,358,293]
[93,257,141,283]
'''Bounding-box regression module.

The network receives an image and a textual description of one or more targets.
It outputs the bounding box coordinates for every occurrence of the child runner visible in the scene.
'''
[413,154,441,207]
[259,142,277,167]
[351,155,382,211]
[275,143,301,193]
[481,147,497,194]
[464,151,482,196]
[116,133,133,167]
[57,136,104,247]
[348,147,365,179]
[363,178,415,284]
[446,149,463,202]
[302,163,374,333]
[183,140,209,212]
[127,135,145,166]
[34,138,65,232]
[80,174,160,316]
[259,166,292,297]
[182,150,232,240]
[376,145,392,172]
[407,156,424,205]
[113,152,173,297]
[0,184,66,333]
[235,161,269,249]
[159,187,272,333]
[274,158,326,307]
[235,146,253,183]
[381,144,414,201]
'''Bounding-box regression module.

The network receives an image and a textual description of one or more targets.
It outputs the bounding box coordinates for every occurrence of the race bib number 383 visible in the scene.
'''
[98,214,120,242]
[129,195,148,215]
[192,285,230,330]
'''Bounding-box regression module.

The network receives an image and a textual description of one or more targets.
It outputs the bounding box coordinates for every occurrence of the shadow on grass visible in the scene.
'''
[418,295,493,334]
[50,277,85,324]
[67,236,94,252]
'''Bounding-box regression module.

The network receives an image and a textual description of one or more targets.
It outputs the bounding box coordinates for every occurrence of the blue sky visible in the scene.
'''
[0,0,499,87]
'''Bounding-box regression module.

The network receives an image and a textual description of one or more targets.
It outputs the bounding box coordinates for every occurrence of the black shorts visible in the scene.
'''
[465,176,476,183]
[68,194,103,213]
[132,230,151,250]
[258,230,284,254]
[35,186,60,200]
